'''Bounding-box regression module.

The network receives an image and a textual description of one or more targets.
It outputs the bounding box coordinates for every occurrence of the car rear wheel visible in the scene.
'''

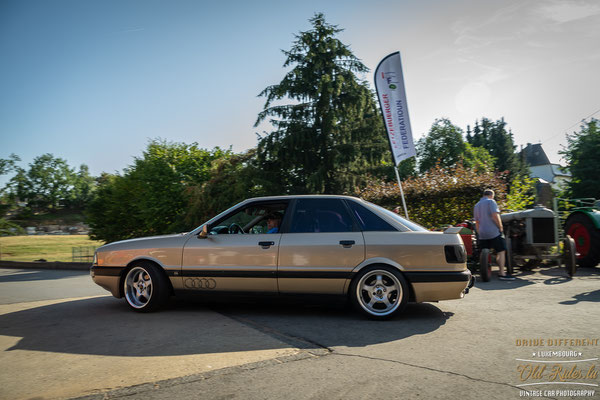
[350,266,408,320]
[123,262,169,312]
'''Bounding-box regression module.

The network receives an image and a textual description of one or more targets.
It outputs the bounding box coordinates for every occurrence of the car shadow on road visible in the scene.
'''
[473,276,534,291]
[0,296,451,357]
[205,298,453,350]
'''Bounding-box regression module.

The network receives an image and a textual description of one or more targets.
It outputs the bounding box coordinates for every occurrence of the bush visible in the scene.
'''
[0,218,25,236]
[87,140,231,243]
[184,150,266,228]
[358,163,507,229]
[505,174,536,211]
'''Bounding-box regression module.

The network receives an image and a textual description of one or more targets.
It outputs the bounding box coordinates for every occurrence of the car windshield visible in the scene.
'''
[364,202,428,232]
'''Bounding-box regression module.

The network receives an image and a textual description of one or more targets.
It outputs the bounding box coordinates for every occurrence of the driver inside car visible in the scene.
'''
[266,213,282,234]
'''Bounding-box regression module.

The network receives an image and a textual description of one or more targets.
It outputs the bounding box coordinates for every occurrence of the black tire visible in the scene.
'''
[350,266,409,320]
[479,248,491,282]
[564,235,577,277]
[565,213,600,268]
[123,261,170,312]
[522,259,539,271]
[506,237,514,276]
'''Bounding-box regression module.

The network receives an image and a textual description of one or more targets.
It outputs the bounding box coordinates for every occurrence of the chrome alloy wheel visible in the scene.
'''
[356,269,402,316]
[124,267,153,309]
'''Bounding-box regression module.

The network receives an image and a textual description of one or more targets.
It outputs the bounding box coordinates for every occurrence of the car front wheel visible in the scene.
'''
[123,262,169,312]
[350,266,409,320]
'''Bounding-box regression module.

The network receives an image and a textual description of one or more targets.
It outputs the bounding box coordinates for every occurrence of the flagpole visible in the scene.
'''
[394,166,409,219]
[374,51,416,220]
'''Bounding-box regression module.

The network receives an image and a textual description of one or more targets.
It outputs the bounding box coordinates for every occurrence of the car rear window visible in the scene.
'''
[290,199,354,233]
[366,202,428,232]
[347,201,397,232]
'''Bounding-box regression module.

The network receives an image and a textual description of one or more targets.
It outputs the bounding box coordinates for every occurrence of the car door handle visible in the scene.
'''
[339,240,355,248]
[258,241,275,248]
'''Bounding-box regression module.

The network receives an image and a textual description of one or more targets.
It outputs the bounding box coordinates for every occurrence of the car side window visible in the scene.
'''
[211,202,287,235]
[347,201,397,232]
[290,199,354,233]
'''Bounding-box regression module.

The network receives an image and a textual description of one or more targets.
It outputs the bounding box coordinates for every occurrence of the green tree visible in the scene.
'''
[184,149,265,227]
[396,157,417,180]
[255,13,388,194]
[560,119,600,199]
[9,154,76,211]
[87,140,230,242]
[0,218,25,236]
[417,118,466,172]
[0,153,20,176]
[0,154,21,217]
[463,143,496,173]
[467,118,526,181]
[505,174,537,211]
[65,164,97,209]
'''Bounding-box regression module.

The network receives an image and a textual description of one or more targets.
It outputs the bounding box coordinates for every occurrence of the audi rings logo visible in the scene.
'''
[185,278,217,289]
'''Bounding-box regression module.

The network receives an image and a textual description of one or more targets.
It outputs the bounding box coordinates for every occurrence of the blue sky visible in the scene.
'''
[1,0,599,184]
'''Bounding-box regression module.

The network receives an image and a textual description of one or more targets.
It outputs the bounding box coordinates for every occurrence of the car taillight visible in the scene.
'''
[445,245,466,263]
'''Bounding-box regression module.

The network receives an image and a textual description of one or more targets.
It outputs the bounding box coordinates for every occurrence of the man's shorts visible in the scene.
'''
[478,234,506,252]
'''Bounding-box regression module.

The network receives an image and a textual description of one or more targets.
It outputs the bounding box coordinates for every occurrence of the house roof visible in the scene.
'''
[522,143,550,166]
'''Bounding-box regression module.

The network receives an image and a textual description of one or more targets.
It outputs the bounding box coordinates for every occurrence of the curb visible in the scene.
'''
[0,260,91,271]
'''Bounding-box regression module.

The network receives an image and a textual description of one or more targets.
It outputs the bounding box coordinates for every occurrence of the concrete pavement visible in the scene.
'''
[0,269,301,400]
[1,266,599,399]
[82,266,600,400]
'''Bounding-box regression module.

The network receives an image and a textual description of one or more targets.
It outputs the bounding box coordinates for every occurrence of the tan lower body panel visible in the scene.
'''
[91,275,120,298]
[412,281,469,302]
[277,278,347,294]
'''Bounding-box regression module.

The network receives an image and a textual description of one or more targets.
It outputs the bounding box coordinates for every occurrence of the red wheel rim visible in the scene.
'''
[567,223,591,258]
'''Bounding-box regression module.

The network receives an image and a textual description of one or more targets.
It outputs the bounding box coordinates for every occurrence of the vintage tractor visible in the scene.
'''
[457,205,577,282]
[559,198,600,268]
[499,206,576,281]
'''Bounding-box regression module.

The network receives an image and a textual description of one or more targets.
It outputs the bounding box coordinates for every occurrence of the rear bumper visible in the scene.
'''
[404,269,472,283]
[405,269,473,302]
[90,265,123,298]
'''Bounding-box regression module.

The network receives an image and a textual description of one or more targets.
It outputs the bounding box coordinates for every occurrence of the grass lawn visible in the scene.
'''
[0,235,105,262]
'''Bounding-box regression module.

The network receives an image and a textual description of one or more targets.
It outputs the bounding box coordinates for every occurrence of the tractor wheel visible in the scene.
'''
[506,237,514,275]
[479,248,491,282]
[565,213,600,268]
[563,235,576,277]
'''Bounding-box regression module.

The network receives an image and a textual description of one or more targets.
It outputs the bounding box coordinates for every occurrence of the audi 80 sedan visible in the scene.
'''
[91,195,473,319]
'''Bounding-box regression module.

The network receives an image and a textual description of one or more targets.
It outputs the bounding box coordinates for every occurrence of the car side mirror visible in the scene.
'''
[198,225,209,239]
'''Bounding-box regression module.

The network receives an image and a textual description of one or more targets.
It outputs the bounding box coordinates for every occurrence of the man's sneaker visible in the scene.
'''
[499,274,516,281]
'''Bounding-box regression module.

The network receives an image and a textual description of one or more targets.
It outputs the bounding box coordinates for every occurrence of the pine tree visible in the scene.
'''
[467,117,526,182]
[254,13,387,194]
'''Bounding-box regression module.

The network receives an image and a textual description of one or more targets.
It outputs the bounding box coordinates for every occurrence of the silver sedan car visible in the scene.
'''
[91,195,473,319]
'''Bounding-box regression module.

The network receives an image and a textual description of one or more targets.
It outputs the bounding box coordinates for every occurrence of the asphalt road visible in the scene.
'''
[1,266,599,400]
